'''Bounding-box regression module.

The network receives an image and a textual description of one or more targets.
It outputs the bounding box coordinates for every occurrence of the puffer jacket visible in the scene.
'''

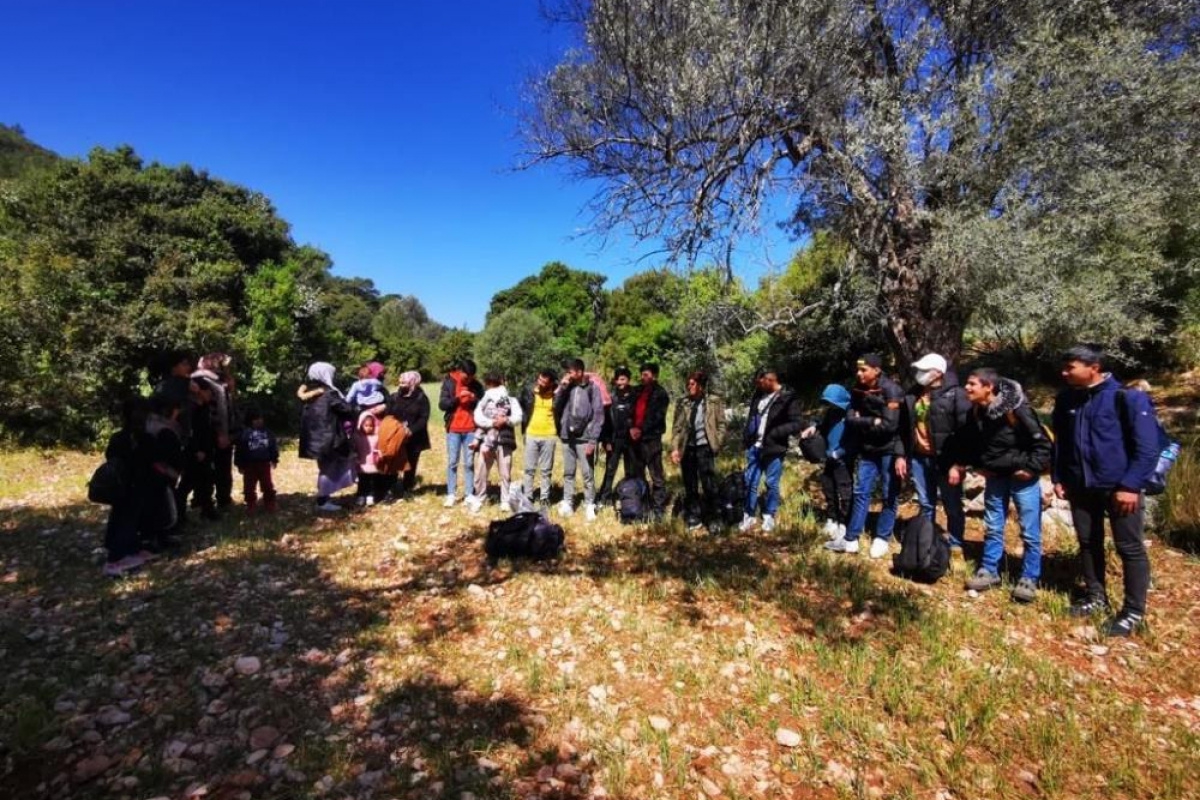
[901,371,970,470]
[956,377,1052,477]
[298,383,357,461]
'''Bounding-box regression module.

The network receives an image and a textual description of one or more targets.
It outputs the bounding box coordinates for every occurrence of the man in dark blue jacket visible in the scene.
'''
[1052,346,1160,637]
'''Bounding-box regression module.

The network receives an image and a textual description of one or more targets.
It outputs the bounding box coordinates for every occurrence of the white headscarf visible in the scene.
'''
[307,362,343,397]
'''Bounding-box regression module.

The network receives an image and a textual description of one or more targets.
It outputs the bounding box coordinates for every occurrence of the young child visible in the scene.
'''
[346,362,388,410]
[234,409,279,514]
[470,390,513,454]
[354,411,385,506]
[803,384,853,540]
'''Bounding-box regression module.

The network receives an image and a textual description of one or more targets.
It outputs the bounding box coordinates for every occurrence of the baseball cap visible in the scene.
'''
[912,354,947,374]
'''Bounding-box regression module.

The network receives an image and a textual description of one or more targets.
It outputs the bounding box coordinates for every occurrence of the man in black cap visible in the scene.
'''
[826,353,904,558]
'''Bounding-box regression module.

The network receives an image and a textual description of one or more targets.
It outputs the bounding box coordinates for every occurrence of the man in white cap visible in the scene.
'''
[895,353,970,556]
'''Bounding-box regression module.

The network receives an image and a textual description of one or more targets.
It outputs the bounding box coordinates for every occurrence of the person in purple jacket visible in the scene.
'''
[1052,345,1161,637]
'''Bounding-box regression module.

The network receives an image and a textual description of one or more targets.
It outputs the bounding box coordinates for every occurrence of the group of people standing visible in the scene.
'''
[807,346,1159,637]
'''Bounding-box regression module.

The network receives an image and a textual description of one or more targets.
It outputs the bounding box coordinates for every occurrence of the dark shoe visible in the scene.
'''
[1102,611,1145,638]
[965,569,1002,592]
[1068,597,1111,618]
[1011,578,1038,604]
[596,492,612,506]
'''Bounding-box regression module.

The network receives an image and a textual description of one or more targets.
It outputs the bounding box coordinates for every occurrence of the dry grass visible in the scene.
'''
[1,408,1199,799]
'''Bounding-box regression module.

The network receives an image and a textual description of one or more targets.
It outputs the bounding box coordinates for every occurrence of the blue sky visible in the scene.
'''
[3,1,797,330]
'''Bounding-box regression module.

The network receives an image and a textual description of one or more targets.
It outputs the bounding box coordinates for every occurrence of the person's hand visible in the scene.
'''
[584,442,596,457]
[604,442,612,453]
[671,449,682,465]
[630,427,643,441]
[1113,488,1140,516]
[948,465,963,486]
[1054,483,1067,500]
[894,457,908,480]
[1013,469,1034,481]
[800,426,816,440]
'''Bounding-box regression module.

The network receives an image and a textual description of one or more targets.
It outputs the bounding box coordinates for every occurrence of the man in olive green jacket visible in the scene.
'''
[670,371,728,530]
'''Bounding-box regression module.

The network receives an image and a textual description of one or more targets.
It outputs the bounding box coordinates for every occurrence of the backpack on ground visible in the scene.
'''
[485,512,564,562]
[615,476,649,524]
[891,515,950,583]
[718,471,745,526]
[375,415,410,475]
[1116,390,1180,496]
[88,458,130,505]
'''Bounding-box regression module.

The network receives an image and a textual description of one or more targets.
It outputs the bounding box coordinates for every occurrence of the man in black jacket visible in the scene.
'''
[949,369,1052,603]
[895,353,970,553]
[826,354,905,558]
[596,366,638,504]
[628,363,671,517]
[739,369,803,533]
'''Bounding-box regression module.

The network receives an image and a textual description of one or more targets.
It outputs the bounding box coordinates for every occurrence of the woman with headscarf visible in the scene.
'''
[195,352,236,511]
[298,362,359,511]
[384,370,431,499]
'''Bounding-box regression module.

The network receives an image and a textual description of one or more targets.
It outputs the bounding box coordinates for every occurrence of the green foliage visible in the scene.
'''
[372,295,447,376]
[0,124,58,181]
[430,329,476,375]
[474,307,563,386]
[487,261,607,356]
[596,269,685,372]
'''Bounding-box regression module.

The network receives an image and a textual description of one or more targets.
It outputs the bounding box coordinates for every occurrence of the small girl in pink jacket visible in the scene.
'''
[353,411,384,506]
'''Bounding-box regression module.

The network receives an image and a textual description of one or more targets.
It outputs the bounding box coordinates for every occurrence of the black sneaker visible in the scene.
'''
[1102,611,1145,638]
[1068,597,1111,618]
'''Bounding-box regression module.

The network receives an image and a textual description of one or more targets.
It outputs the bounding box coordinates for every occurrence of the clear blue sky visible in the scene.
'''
[3,1,798,330]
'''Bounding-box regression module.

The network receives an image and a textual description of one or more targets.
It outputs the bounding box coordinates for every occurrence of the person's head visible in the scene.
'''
[462,359,477,377]
[244,408,265,430]
[1061,345,1105,388]
[198,352,231,376]
[566,358,586,384]
[760,370,780,393]
[639,363,659,386]
[856,354,884,387]
[308,362,336,387]
[535,369,557,391]
[686,371,707,398]
[364,361,386,380]
[360,414,376,434]
[398,370,422,394]
[912,353,947,388]
[483,371,503,388]
[166,350,193,378]
[613,366,631,390]
[964,368,1000,406]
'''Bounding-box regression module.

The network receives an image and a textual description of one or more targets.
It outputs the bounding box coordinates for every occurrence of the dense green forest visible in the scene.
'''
[2,106,1199,444]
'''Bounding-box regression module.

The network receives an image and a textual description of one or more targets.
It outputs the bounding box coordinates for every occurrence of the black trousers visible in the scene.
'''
[177,446,215,517]
[632,438,668,513]
[820,458,854,524]
[213,444,234,507]
[681,445,719,524]
[597,437,636,499]
[1069,487,1150,616]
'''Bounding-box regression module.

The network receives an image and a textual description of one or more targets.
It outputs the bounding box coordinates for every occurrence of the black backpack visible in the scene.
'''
[891,515,949,583]
[87,458,130,506]
[615,476,648,524]
[485,512,564,563]
[798,431,827,464]
[718,471,745,526]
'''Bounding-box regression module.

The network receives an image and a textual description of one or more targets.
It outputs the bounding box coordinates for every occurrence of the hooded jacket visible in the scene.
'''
[298,363,357,461]
[1051,374,1161,491]
[553,378,605,442]
[900,371,970,469]
[956,377,1052,477]
[354,411,382,473]
[811,384,851,458]
[474,386,524,450]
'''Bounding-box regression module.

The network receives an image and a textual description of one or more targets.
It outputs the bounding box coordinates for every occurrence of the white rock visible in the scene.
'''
[235,656,262,676]
[775,728,802,747]
[648,715,671,732]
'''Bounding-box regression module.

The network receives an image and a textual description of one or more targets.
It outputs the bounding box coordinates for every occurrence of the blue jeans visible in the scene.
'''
[981,474,1042,581]
[744,447,784,517]
[846,454,899,541]
[445,431,476,498]
[910,455,965,549]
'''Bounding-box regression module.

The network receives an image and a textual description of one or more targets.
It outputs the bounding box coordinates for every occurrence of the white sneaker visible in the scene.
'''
[585,503,597,522]
[558,501,574,517]
[465,496,483,513]
[738,514,757,533]
[315,501,342,512]
[762,514,776,532]
[822,519,839,539]
[443,495,457,508]
[356,497,367,507]
[869,537,891,559]
[824,537,859,554]
[836,523,847,539]
[364,496,375,507]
